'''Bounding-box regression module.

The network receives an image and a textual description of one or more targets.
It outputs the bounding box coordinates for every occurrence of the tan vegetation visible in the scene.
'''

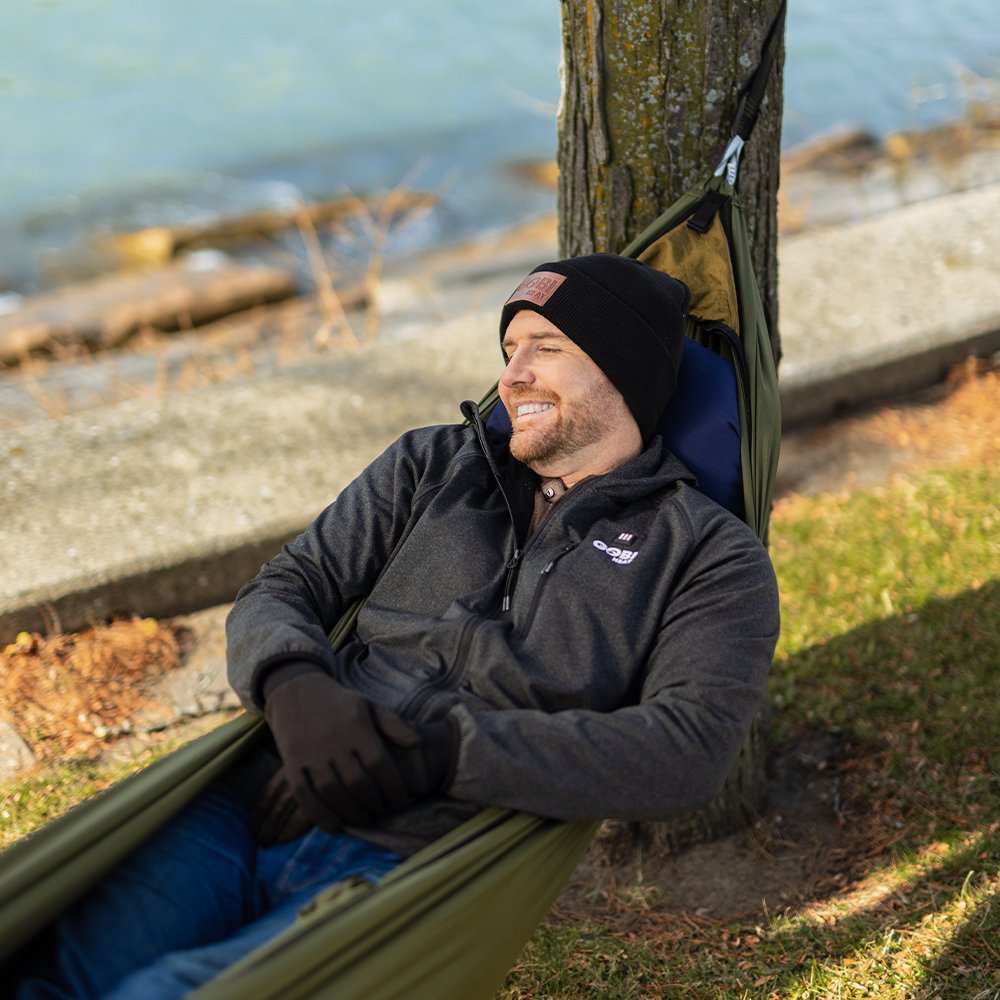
[0,618,182,759]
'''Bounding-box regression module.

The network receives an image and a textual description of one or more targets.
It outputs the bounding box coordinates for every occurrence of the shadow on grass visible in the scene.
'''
[914,876,1000,1000]
[502,582,1000,999]
[757,828,999,997]
[754,580,1000,995]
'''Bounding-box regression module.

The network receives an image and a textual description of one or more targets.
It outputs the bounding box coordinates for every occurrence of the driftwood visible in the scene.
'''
[507,160,559,190]
[781,127,882,173]
[103,191,438,266]
[0,260,298,364]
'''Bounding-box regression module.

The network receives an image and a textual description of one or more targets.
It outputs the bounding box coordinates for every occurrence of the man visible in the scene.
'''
[14,254,779,998]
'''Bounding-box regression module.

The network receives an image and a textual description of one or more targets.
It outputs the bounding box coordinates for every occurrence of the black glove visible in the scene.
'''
[250,768,316,846]
[370,707,457,806]
[262,662,458,832]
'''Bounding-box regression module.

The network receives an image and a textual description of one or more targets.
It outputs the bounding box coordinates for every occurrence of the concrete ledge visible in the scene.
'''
[0,528,299,643]
[0,299,509,645]
[776,183,1000,426]
[781,321,1000,428]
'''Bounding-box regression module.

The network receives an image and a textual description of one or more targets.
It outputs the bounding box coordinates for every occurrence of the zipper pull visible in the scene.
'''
[502,547,521,612]
[542,543,576,575]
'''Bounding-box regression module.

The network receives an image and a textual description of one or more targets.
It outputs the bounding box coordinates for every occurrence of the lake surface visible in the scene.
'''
[2,0,997,289]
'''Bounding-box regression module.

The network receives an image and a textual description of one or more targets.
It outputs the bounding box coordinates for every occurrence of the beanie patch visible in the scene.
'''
[504,271,567,308]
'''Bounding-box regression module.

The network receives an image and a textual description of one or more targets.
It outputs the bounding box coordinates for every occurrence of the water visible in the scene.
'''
[785,0,999,141]
[2,0,998,290]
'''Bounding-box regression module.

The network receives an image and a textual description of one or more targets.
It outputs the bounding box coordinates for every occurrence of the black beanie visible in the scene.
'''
[498,254,690,442]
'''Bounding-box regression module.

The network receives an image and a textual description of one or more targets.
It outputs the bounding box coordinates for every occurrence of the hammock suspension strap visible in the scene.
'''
[712,0,788,186]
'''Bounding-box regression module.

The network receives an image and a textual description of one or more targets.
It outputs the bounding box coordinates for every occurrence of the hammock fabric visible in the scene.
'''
[0,5,784,994]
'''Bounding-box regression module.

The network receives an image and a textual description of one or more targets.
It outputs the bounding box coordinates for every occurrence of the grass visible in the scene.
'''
[0,722,225,851]
[500,461,1000,999]
[0,752,163,851]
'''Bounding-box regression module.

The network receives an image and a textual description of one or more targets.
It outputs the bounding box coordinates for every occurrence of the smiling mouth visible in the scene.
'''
[514,402,555,419]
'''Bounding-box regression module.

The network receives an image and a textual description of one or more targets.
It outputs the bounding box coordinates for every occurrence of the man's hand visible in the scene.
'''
[261,663,457,834]
[251,769,316,846]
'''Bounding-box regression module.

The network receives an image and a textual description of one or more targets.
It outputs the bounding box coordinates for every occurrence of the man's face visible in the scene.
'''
[499,310,637,469]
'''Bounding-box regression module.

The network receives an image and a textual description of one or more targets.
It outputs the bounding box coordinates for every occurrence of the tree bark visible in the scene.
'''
[557,0,784,365]
[557,0,784,853]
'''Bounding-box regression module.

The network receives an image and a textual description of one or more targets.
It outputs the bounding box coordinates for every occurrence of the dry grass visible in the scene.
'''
[0,618,181,759]
[858,357,1000,471]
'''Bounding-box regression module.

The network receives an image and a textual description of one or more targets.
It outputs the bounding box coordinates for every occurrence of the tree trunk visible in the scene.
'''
[557,0,784,366]
[557,0,784,853]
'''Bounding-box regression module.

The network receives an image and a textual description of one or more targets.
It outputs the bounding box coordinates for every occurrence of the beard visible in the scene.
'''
[507,378,622,466]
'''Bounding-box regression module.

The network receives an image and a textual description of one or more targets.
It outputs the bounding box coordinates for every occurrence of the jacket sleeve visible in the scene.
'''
[226,430,434,710]
[445,516,780,821]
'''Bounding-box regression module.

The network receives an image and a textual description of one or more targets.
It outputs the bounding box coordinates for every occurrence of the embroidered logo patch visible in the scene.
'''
[505,271,567,308]
[592,539,638,565]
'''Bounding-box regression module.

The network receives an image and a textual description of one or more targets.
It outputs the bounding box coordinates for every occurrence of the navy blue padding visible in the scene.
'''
[661,337,743,518]
[484,337,744,518]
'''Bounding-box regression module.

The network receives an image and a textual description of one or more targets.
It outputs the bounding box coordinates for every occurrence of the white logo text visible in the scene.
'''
[592,539,638,565]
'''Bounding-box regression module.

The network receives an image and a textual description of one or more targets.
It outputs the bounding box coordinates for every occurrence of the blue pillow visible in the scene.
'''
[484,337,744,519]
[660,337,743,519]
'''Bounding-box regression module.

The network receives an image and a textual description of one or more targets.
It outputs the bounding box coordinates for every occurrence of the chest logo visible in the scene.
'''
[592,539,638,565]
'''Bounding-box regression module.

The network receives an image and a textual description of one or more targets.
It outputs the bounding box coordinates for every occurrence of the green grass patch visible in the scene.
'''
[0,731,212,850]
[771,467,999,835]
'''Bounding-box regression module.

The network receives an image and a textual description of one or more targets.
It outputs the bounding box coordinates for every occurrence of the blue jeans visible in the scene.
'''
[12,783,400,999]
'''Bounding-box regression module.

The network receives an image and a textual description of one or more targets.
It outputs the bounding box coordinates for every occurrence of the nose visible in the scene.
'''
[500,346,535,388]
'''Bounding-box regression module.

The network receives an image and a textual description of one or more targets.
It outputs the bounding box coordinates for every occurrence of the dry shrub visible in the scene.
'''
[0,618,180,759]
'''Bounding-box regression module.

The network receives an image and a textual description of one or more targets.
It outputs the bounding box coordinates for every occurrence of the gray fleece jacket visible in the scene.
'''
[226,409,780,856]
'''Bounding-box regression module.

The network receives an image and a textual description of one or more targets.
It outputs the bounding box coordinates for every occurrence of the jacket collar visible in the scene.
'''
[588,433,697,502]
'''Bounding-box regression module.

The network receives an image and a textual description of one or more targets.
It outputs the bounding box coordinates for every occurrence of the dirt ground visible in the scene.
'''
[557,727,889,926]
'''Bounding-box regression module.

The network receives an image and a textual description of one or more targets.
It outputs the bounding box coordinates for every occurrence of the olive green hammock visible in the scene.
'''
[0,6,784,995]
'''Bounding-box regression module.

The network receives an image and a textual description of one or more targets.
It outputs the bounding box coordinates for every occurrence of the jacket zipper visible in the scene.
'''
[396,401,521,717]
[517,543,577,637]
[461,400,608,615]
[398,615,477,718]
[460,399,534,614]
[501,549,522,612]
